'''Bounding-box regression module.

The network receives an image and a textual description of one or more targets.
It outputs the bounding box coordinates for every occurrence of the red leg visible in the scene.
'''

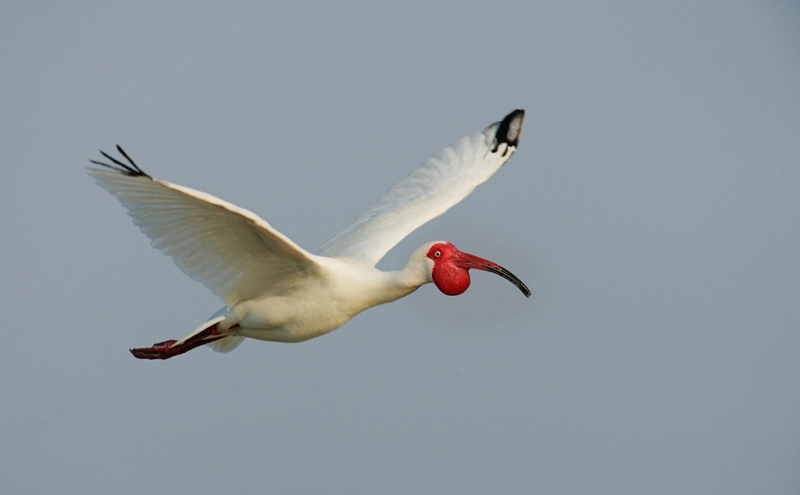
[130,323,227,360]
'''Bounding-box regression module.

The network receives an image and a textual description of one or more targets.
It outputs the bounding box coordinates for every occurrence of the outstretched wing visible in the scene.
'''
[89,146,320,307]
[319,109,525,265]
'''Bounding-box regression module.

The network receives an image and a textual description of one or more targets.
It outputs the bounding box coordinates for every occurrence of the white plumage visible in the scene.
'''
[89,109,528,359]
[319,115,522,264]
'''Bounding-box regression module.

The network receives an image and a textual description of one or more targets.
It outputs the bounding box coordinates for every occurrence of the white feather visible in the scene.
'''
[207,335,246,353]
[318,117,521,265]
[89,110,526,357]
[88,169,321,307]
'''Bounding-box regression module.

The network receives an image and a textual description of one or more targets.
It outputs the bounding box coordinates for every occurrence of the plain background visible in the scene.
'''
[1,1,798,493]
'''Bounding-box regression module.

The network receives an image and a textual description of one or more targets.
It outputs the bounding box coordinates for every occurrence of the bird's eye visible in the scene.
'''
[434,251,441,257]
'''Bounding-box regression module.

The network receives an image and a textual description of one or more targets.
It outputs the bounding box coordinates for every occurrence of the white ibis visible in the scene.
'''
[89,109,529,360]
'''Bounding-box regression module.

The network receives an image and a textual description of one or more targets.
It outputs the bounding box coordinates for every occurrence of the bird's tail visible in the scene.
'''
[171,315,227,347]
[207,335,245,353]
[196,309,246,353]
[175,309,246,353]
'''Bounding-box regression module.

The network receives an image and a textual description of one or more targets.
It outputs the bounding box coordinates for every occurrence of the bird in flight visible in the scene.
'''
[89,109,529,360]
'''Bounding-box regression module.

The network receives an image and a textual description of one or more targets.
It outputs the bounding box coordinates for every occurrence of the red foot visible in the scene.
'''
[130,324,226,360]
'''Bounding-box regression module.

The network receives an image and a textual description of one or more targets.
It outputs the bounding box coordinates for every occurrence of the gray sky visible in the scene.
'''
[1,1,799,493]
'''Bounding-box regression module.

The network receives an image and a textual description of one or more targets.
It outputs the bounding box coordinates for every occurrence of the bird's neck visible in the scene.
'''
[325,257,429,312]
[362,260,432,308]
[387,252,434,297]
[325,253,432,312]
[389,264,431,296]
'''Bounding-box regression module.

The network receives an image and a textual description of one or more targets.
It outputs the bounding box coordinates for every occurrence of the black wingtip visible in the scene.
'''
[496,109,525,148]
[89,145,151,178]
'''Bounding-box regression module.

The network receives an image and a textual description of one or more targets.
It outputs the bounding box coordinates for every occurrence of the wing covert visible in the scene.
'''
[89,147,320,306]
[319,109,525,265]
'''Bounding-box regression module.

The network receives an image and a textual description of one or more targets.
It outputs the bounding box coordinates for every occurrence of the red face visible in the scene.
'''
[426,242,530,297]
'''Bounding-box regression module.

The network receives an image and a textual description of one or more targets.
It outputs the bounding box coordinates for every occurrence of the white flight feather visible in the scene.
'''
[89,110,524,355]
[88,169,321,307]
[318,120,517,265]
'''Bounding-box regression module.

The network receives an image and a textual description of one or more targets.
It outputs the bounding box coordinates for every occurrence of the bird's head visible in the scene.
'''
[423,242,530,297]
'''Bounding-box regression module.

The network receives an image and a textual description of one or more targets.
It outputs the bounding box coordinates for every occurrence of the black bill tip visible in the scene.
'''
[462,259,531,298]
[488,264,531,298]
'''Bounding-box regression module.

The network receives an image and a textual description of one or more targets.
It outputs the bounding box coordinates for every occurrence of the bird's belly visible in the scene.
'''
[227,296,357,343]
[222,262,418,343]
